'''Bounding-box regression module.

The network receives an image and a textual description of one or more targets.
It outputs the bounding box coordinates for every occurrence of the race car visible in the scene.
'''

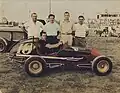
[9,38,112,77]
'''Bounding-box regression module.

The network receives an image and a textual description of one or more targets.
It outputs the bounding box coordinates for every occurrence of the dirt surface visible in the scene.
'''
[0,35,120,93]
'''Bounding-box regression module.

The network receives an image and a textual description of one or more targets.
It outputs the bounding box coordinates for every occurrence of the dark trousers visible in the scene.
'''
[73,37,86,47]
[47,36,59,44]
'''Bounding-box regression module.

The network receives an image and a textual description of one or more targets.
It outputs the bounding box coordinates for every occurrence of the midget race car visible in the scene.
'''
[9,38,112,77]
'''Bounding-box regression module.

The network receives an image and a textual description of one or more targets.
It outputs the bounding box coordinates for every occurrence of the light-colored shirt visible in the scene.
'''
[44,22,60,36]
[60,20,74,34]
[24,20,43,38]
[74,23,88,37]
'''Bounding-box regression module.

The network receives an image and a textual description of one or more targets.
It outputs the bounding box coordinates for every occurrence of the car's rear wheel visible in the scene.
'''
[0,38,8,52]
[25,57,46,77]
[92,57,112,76]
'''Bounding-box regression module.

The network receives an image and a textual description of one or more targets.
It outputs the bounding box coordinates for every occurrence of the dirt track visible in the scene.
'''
[0,36,120,93]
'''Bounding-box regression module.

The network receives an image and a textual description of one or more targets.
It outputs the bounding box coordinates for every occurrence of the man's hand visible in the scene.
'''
[46,44,52,49]
[58,41,63,46]
[46,41,63,49]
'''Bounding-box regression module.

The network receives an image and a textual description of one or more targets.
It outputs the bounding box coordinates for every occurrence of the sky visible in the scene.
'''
[0,0,120,22]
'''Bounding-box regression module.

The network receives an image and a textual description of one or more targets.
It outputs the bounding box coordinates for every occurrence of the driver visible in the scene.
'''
[37,31,63,54]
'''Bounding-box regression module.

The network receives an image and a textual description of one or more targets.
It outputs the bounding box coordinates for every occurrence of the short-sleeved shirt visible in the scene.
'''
[74,23,88,37]
[24,20,43,38]
[60,20,74,34]
[60,20,74,46]
[44,22,60,36]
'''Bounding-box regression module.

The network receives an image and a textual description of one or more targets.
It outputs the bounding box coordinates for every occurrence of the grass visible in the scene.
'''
[0,37,120,93]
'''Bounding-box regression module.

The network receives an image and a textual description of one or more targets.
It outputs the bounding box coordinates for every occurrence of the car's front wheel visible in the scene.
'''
[25,57,46,77]
[92,57,112,76]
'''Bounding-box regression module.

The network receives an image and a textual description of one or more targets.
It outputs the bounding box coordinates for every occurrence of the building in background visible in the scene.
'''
[96,11,120,27]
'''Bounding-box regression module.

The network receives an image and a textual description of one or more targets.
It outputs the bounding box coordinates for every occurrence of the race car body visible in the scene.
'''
[9,38,112,77]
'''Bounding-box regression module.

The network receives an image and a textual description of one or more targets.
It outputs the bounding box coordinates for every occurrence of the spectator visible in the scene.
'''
[73,15,88,47]
[24,13,44,39]
[44,14,60,44]
[103,27,109,37]
[109,26,120,37]
[60,12,74,46]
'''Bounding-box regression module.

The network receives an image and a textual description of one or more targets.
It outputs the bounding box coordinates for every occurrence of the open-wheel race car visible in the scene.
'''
[9,38,112,77]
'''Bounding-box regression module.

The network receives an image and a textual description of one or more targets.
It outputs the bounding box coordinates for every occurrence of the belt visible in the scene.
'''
[75,36,85,39]
[61,33,72,35]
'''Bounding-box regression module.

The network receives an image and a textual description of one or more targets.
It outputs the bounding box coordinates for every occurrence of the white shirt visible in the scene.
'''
[74,23,88,37]
[24,20,43,38]
[44,22,60,36]
[60,20,74,34]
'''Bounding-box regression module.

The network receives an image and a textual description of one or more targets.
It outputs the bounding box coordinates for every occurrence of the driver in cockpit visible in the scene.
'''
[37,31,63,54]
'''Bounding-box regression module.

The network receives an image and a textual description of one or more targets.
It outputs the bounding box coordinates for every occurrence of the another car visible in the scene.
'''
[37,19,46,25]
[9,38,112,77]
[0,25,27,53]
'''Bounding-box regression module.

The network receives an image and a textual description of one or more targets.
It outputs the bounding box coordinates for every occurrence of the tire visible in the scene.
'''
[0,38,8,52]
[92,57,112,76]
[24,57,46,77]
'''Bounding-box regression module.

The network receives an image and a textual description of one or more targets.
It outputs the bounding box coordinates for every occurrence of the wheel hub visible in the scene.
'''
[32,63,39,69]
[29,61,42,74]
[97,60,109,73]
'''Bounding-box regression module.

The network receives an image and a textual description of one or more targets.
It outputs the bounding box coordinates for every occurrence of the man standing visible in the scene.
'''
[60,12,74,46]
[73,15,88,47]
[44,14,60,44]
[24,13,44,38]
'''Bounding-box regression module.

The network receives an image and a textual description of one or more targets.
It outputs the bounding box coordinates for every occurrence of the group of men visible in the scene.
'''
[23,12,89,53]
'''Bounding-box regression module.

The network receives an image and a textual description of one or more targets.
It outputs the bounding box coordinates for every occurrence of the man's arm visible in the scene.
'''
[43,23,47,32]
[59,20,63,33]
[19,22,29,33]
[45,42,62,49]
[85,24,89,37]
[72,24,76,36]
[39,22,44,29]
[19,22,28,39]
[57,23,61,36]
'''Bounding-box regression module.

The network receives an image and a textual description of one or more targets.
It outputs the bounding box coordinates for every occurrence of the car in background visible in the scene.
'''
[37,19,46,25]
[0,24,27,53]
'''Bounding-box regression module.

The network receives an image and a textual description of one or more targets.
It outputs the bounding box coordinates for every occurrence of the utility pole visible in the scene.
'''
[0,1,4,18]
[49,0,52,14]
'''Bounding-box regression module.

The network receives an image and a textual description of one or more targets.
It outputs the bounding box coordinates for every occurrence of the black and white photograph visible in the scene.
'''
[0,0,120,93]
